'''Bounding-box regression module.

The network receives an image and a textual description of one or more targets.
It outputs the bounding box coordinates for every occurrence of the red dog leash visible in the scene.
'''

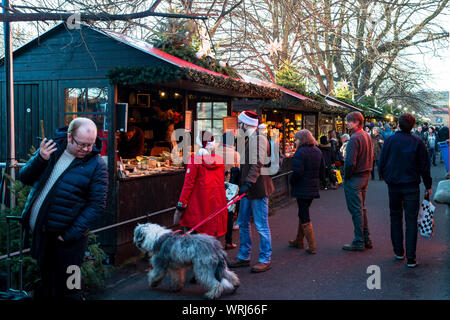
[173,193,246,236]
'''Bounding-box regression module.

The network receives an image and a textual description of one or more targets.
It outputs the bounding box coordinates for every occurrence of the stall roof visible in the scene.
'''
[1,22,332,103]
[239,74,316,102]
[367,107,384,115]
[320,94,363,112]
[97,28,316,101]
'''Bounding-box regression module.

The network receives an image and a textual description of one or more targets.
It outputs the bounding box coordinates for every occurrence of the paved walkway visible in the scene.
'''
[92,163,450,300]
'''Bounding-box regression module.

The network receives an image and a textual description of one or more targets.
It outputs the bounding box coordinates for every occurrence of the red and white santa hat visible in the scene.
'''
[238,111,259,127]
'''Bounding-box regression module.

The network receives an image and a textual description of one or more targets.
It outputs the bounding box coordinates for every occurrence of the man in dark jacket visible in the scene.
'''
[343,111,374,251]
[379,113,432,268]
[371,127,384,180]
[228,111,274,273]
[19,117,108,300]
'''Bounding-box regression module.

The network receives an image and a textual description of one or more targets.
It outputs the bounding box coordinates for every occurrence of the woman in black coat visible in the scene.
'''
[288,130,326,254]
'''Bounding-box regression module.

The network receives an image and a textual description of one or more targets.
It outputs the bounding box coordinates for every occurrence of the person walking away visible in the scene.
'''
[379,113,432,268]
[425,127,437,166]
[371,127,384,180]
[174,131,227,237]
[19,117,108,300]
[342,112,374,251]
[318,136,337,190]
[228,111,275,273]
[288,130,325,254]
[219,131,241,250]
[437,125,449,163]
[328,130,339,159]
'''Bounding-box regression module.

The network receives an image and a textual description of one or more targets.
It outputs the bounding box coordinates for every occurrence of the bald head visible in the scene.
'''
[67,117,98,158]
[68,117,97,136]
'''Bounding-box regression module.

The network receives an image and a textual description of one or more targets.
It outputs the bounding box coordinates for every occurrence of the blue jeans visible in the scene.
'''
[237,197,272,264]
[343,173,370,246]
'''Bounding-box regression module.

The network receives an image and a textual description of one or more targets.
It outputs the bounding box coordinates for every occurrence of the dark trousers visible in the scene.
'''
[371,160,381,180]
[225,201,240,244]
[296,198,313,224]
[343,173,370,246]
[428,148,436,165]
[388,185,420,260]
[35,232,87,300]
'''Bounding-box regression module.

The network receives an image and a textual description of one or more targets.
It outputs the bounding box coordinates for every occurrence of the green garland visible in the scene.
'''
[107,65,282,99]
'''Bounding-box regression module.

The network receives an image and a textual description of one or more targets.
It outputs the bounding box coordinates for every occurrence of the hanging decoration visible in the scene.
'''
[267,39,281,56]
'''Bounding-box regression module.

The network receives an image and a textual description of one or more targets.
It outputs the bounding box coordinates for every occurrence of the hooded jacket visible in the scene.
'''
[19,127,108,261]
[178,153,227,237]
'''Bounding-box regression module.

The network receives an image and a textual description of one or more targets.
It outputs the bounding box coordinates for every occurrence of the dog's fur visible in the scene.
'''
[133,223,240,299]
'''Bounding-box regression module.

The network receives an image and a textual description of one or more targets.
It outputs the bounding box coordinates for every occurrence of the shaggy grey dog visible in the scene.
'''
[133,223,240,299]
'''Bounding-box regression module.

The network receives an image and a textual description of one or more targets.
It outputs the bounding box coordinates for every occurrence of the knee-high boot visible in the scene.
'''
[288,220,304,249]
[302,222,316,254]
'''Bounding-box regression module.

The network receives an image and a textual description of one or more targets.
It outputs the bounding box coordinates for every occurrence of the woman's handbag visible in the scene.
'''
[225,182,239,213]
[418,196,435,239]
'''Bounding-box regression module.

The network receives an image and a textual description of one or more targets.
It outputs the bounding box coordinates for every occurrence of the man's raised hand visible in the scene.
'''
[39,138,57,160]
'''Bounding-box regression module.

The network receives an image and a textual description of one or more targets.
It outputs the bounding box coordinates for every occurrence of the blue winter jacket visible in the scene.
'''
[19,127,108,259]
[289,145,325,199]
[379,131,432,189]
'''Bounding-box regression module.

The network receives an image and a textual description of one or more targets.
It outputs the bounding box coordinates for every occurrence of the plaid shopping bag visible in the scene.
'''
[418,199,435,239]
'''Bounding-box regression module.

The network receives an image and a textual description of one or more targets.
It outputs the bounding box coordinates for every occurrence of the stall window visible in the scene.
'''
[64,87,108,128]
[196,102,228,133]
[304,114,316,137]
[64,87,109,155]
[319,114,334,138]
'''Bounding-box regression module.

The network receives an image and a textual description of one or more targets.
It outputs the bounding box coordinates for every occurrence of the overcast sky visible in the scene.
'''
[414,6,449,93]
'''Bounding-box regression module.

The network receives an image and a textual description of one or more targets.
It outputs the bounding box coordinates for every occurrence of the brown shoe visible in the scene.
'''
[250,262,272,273]
[228,258,250,268]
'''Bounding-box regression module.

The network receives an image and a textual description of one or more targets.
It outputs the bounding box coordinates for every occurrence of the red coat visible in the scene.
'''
[178,153,227,237]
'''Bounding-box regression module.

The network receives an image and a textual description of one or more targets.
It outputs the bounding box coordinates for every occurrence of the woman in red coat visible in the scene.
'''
[175,131,228,237]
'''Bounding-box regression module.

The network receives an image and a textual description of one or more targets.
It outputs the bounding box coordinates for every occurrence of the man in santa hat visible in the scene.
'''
[228,111,275,273]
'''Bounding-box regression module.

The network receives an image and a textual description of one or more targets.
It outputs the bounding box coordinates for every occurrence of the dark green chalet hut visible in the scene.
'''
[0,22,282,263]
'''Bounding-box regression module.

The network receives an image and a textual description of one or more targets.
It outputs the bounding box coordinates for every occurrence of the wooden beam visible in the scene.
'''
[0,10,213,22]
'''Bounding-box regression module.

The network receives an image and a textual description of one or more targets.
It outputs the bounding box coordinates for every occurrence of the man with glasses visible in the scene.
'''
[19,117,108,300]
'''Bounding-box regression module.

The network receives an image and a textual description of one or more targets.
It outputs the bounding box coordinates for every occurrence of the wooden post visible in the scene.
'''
[3,0,16,208]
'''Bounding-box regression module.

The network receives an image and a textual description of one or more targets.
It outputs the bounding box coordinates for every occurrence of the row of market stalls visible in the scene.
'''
[0,22,385,263]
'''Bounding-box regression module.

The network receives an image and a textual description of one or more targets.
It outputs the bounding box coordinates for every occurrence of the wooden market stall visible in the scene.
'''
[0,22,282,264]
